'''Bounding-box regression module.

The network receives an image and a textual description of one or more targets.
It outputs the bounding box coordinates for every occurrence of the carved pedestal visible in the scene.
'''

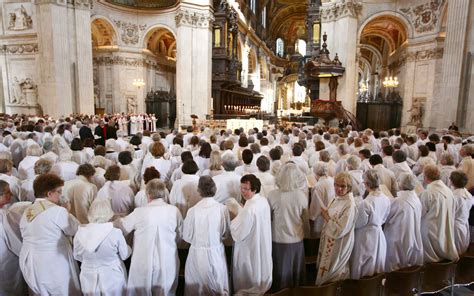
[6,104,40,115]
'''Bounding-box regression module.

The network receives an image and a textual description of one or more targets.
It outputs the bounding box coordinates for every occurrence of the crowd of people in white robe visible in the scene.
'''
[0,117,474,295]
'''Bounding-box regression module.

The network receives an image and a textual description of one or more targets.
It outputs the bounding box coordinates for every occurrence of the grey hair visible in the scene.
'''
[26,144,43,157]
[88,199,114,223]
[152,133,161,142]
[34,159,53,175]
[221,151,238,171]
[276,162,305,192]
[146,179,169,200]
[313,163,328,177]
[398,172,417,191]
[338,143,350,155]
[43,141,54,152]
[0,151,12,160]
[169,144,182,157]
[281,135,290,144]
[90,156,106,169]
[347,155,361,170]
[198,176,217,197]
[363,169,380,190]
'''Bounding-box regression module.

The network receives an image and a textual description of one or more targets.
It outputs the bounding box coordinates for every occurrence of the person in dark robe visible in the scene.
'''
[94,121,106,146]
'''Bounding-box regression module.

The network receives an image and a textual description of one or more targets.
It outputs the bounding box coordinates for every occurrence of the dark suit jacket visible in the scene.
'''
[94,125,105,146]
[79,126,94,141]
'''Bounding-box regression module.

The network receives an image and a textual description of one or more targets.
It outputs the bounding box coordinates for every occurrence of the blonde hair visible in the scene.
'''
[88,199,114,223]
[276,162,305,192]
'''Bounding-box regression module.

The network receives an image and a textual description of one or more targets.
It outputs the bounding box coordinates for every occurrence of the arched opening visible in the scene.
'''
[276,38,284,58]
[91,17,118,114]
[143,26,177,128]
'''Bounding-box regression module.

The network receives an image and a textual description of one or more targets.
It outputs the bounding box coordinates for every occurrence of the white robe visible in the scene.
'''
[316,193,357,285]
[51,161,80,182]
[19,201,81,295]
[350,190,391,279]
[309,176,335,237]
[384,190,424,272]
[97,181,134,218]
[420,180,459,262]
[373,164,399,197]
[231,194,272,295]
[183,198,230,295]
[169,174,200,218]
[348,170,365,199]
[117,199,182,296]
[0,208,26,295]
[213,171,242,203]
[17,155,39,181]
[254,171,277,198]
[73,223,131,296]
[391,161,412,180]
[452,188,474,254]
[0,174,23,203]
[63,176,98,224]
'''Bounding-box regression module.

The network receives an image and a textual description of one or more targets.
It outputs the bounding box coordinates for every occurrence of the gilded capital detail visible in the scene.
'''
[321,1,362,22]
[175,9,214,28]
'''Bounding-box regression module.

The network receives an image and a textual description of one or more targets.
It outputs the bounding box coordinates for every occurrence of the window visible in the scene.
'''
[250,0,256,13]
[276,38,284,58]
[213,26,221,47]
[262,6,266,28]
[295,39,306,56]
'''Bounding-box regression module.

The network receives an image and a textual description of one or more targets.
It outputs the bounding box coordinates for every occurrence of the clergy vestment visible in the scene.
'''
[117,199,182,296]
[231,194,272,295]
[420,180,459,262]
[63,176,98,224]
[97,181,135,218]
[309,176,335,237]
[452,188,474,254]
[350,190,391,279]
[384,190,424,272]
[183,198,230,295]
[316,193,357,285]
[254,171,277,197]
[169,174,200,218]
[212,171,242,203]
[0,207,27,296]
[17,155,39,181]
[73,223,131,296]
[51,161,80,182]
[19,200,81,295]
[373,164,399,197]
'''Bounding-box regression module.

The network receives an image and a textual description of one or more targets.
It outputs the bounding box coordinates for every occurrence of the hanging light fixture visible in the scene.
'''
[132,78,145,88]
[382,76,399,88]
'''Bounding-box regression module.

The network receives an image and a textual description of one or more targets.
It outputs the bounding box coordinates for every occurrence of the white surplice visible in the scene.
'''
[391,161,412,180]
[254,171,277,197]
[73,223,131,296]
[51,161,80,182]
[452,188,474,254]
[231,194,272,295]
[183,198,230,295]
[97,181,135,218]
[17,155,39,181]
[19,201,81,295]
[420,180,459,262]
[63,176,98,224]
[0,208,26,295]
[169,174,200,218]
[350,190,391,279]
[373,164,399,197]
[116,199,182,296]
[315,193,357,285]
[213,171,242,203]
[384,190,424,272]
[309,176,335,237]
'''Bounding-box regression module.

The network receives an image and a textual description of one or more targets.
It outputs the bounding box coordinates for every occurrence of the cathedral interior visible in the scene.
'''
[0,0,473,131]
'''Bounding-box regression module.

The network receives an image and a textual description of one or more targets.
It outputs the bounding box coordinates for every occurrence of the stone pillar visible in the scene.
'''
[35,0,94,117]
[175,0,213,127]
[321,1,361,114]
[431,0,470,129]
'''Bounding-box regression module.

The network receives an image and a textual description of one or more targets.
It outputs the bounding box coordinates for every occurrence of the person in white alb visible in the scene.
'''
[350,170,391,279]
[420,165,459,263]
[231,174,272,295]
[115,179,183,296]
[183,176,230,295]
[384,173,424,272]
[73,199,131,296]
[449,171,474,255]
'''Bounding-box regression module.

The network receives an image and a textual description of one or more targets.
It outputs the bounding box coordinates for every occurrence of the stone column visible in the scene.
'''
[175,0,213,127]
[35,0,94,117]
[430,0,470,129]
[321,0,361,114]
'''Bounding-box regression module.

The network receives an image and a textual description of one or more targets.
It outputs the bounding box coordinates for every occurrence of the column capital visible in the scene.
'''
[175,8,214,28]
[321,1,362,22]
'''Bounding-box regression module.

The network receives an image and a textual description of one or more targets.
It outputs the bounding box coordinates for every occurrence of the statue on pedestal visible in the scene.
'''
[127,97,137,114]
[8,5,33,31]
[10,77,38,105]
[408,98,424,127]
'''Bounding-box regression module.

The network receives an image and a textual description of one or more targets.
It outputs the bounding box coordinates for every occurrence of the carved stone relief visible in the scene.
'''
[113,20,147,45]
[7,5,33,31]
[175,9,214,28]
[10,77,38,106]
[400,0,445,34]
[0,44,39,55]
[320,1,362,22]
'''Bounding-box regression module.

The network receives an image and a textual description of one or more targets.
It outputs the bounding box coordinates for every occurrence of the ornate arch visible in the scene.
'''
[91,16,119,47]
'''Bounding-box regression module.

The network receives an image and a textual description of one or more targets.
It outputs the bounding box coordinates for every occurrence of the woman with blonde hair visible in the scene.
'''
[316,172,357,285]
[201,150,224,177]
[73,199,130,296]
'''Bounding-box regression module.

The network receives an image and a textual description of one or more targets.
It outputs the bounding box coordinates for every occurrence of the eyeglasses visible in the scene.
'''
[334,183,348,189]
